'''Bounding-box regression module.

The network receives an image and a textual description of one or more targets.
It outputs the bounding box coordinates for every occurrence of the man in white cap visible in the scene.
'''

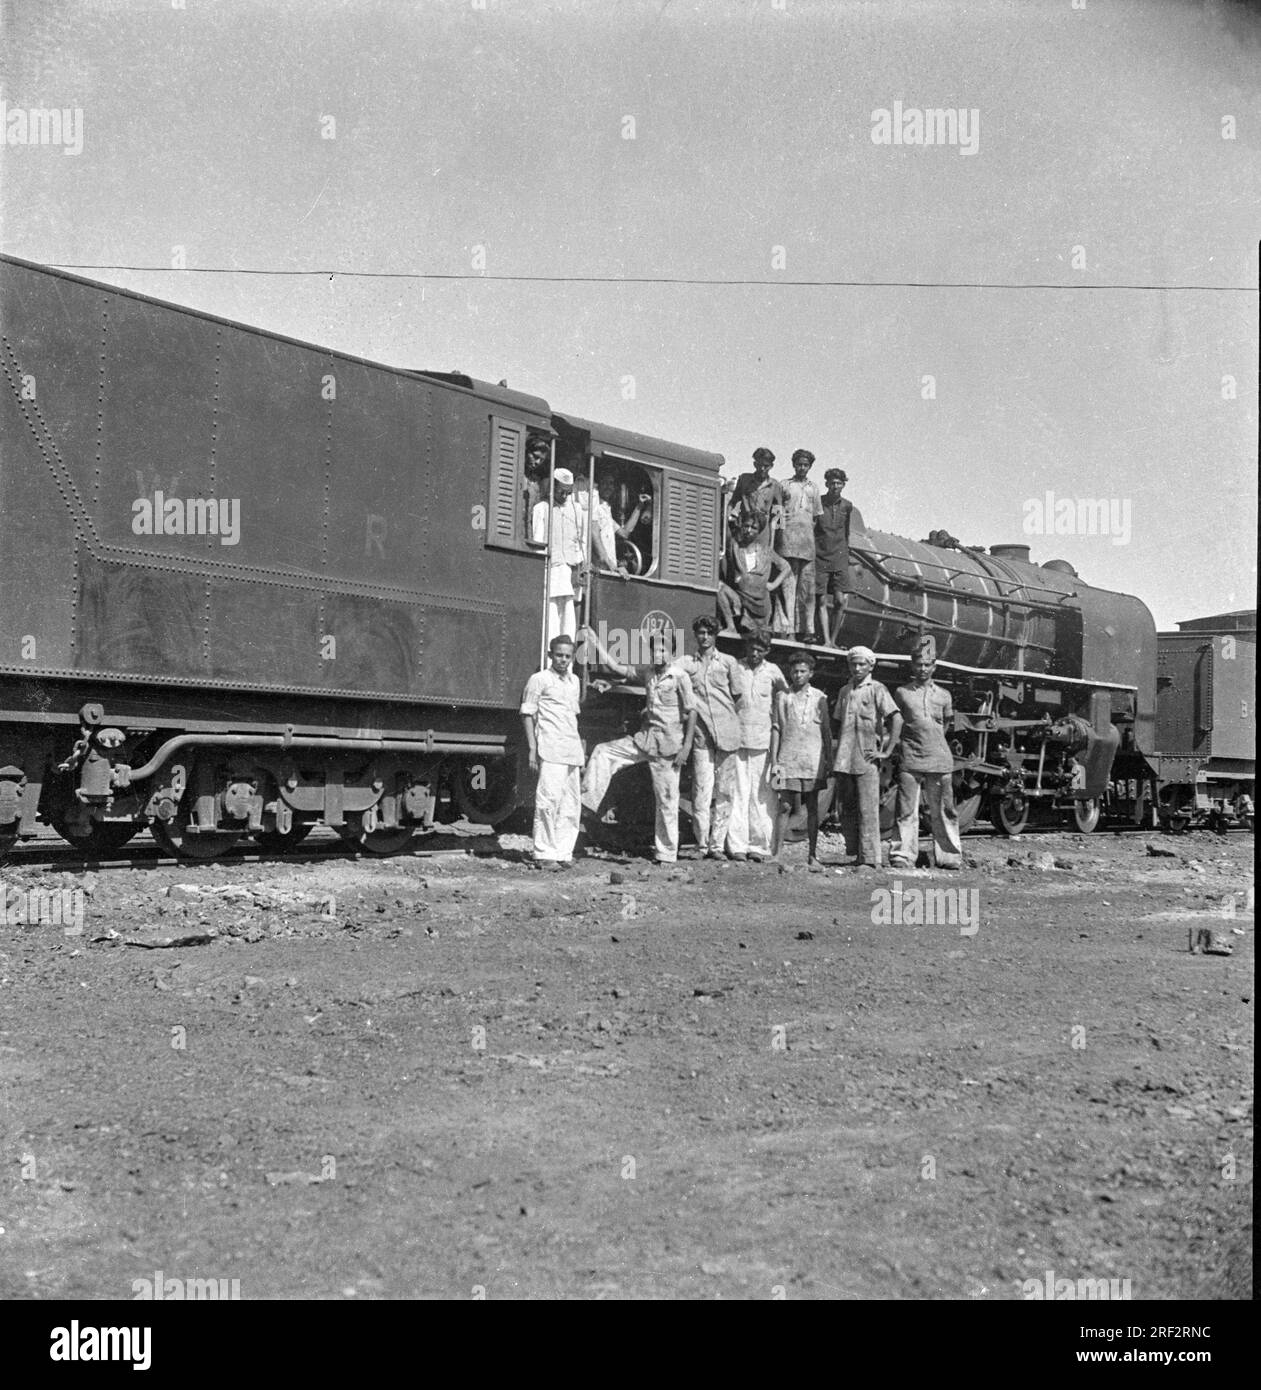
[530,467,586,646]
[831,644,901,869]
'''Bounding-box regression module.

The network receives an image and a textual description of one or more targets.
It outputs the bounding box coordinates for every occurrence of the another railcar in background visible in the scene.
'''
[1151,610,1255,831]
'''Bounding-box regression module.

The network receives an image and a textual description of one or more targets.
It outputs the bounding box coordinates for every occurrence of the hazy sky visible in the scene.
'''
[2,0,1257,628]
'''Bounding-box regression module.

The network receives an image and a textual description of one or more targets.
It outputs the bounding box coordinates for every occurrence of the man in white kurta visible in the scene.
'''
[728,628,789,861]
[530,468,586,646]
[581,628,697,864]
[520,635,585,868]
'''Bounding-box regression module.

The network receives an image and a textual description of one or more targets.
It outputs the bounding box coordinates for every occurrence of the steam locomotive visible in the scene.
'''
[0,256,1251,858]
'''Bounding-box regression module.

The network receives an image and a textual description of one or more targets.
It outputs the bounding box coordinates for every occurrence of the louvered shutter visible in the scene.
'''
[662,475,720,586]
[488,416,525,546]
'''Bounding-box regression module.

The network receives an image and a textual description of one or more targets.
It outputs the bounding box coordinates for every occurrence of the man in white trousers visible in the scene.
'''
[580,626,697,864]
[728,628,788,862]
[674,614,743,859]
[530,467,586,647]
[520,635,585,870]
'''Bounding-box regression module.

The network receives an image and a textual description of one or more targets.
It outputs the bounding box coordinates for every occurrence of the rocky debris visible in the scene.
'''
[1007,851,1058,872]
[122,930,215,950]
[1146,843,1178,858]
[1188,926,1234,956]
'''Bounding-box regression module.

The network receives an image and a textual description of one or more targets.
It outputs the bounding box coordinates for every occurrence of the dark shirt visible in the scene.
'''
[731,473,785,547]
[725,537,774,621]
[894,680,955,774]
[816,495,853,571]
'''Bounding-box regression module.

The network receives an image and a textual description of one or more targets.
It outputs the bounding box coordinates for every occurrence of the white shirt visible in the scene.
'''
[520,668,584,766]
[531,498,586,567]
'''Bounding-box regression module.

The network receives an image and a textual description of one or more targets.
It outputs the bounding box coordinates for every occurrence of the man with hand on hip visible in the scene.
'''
[580,626,697,865]
[890,635,963,870]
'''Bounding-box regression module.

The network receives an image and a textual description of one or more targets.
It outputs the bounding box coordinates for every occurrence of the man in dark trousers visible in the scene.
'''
[815,468,855,648]
[831,644,901,870]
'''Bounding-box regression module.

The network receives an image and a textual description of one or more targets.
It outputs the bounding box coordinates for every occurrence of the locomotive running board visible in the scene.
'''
[765,638,1137,692]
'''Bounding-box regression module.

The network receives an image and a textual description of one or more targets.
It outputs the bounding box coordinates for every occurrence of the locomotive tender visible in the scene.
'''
[0,255,718,857]
[0,255,1239,858]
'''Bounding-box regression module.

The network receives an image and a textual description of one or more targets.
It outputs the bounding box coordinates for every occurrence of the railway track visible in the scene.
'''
[1,819,1241,877]
[0,828,498,875]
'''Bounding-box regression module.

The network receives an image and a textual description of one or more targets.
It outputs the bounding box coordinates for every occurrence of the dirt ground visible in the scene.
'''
[0,822,1252,1301]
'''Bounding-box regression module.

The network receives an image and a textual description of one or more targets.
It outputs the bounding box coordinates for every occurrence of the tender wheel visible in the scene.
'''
[991,792,1029,837]
[1071,797,1101,834]
[451,756,522,827]
[151,812,243,860]
[336,816,417,856]
[51,816,141,856]
[251,821,313,854]
[1164,812,1192,834]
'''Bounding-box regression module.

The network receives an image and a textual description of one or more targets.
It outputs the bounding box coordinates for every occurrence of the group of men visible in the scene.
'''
[519,620,963,874]
[718,447,856,646]
[526,440,857,653]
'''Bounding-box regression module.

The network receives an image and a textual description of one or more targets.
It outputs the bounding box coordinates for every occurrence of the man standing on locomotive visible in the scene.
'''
[674,615,743,859]
[520,635,585,871]
[815,468,855,648]
[530,467,586,646]
[725,446,785,549]
[573,475,641,579]
[777,449,823,639]
[889,635,963,870]
[831,644,901,870]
